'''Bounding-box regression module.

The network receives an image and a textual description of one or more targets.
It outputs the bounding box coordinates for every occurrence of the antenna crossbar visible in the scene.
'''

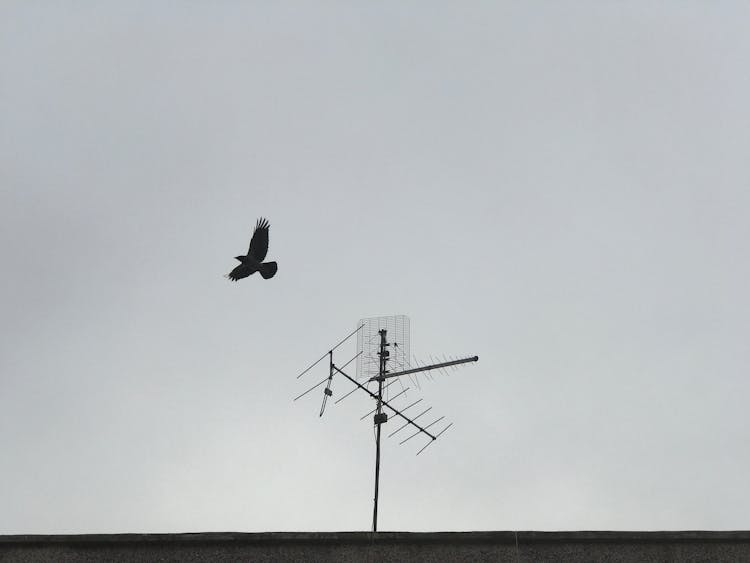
[388,405,431,437]
[358,384,408,414]
[332,365,436,440]
[416,423,453,455]
[399,415,444,445]
[368,355,478,382]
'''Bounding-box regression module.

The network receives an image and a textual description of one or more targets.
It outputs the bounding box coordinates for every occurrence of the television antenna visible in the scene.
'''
[294,315,479,532]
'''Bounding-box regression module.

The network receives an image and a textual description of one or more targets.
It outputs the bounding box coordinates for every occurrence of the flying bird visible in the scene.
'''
[226,217,278,282]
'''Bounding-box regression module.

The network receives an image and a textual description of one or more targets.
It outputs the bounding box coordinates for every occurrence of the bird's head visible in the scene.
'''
[234,255,246,262]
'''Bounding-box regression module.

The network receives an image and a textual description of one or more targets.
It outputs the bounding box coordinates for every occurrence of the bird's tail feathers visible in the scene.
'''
[259,261,278,279]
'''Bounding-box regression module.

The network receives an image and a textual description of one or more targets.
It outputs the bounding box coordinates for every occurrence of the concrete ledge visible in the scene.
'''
[4,531,750,544]
[3,531,750,562]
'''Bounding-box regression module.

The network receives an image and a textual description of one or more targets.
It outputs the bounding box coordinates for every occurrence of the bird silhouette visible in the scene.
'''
[226,217,278,281]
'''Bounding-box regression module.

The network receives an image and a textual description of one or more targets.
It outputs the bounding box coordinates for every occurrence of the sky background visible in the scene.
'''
[2,2,750,533]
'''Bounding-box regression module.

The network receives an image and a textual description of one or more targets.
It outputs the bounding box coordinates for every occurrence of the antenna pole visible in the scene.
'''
[294,316,479,532]
[373,328,388,532]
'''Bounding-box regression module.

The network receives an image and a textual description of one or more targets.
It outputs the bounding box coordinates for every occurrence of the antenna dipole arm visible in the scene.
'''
[369,355,479,382]
[296,324,364,379]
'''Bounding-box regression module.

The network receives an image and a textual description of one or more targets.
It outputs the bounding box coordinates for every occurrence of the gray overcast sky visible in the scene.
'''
[2,2,749,533]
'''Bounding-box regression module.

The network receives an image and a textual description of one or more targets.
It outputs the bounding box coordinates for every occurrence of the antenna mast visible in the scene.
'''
[373,329,387,531]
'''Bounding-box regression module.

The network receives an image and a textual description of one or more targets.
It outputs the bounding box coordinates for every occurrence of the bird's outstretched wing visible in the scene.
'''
[226,264,251,281]
[247,217,270,262]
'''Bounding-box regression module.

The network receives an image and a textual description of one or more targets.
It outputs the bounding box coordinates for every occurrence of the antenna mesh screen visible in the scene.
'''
[356,315,410,381]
